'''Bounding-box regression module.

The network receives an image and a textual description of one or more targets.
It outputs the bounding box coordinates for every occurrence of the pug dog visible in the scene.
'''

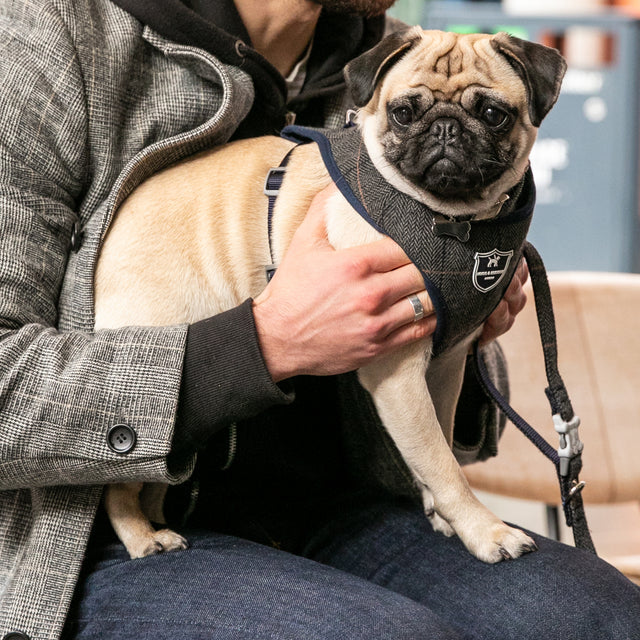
[96,28,566,563]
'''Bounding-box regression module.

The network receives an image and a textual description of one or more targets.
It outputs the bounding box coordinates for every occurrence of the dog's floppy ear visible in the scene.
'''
[492,32,567,127]
[345,30,420,107]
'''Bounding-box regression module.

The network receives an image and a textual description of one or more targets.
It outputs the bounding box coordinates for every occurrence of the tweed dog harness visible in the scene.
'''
[277,124,535,356]
[264,124,596,553]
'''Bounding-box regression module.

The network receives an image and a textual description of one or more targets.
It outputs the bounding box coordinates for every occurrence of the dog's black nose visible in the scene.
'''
[430,118,460,143]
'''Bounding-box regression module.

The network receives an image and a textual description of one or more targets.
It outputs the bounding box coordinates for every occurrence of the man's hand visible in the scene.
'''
[253,184,529,382]
[253,184,436,382]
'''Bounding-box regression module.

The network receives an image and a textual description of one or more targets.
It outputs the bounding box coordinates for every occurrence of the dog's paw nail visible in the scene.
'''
[522,541,538,554]
[499,547,513,561]
[154,529,189,553]
[142,541,164,556]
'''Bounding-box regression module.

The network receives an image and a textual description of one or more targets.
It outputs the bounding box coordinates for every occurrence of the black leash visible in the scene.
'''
[473,241,596,553]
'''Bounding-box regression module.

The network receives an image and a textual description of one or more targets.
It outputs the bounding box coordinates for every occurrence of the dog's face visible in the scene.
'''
[345,28,567,216]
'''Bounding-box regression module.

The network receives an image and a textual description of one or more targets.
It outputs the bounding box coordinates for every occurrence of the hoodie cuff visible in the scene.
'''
[173,299,294,456]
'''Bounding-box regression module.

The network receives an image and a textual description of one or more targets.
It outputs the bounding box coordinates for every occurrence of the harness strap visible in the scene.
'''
[474,241,596,553]
[263,148,296,281]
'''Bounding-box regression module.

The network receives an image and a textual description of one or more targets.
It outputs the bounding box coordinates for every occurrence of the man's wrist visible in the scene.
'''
[174,299,294,456]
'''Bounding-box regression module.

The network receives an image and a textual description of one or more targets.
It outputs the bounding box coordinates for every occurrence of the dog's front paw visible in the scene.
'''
[128,528,189,559]
[466,522,537,564]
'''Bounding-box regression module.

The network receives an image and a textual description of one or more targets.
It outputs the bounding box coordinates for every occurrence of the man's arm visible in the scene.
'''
[0,3,271,490]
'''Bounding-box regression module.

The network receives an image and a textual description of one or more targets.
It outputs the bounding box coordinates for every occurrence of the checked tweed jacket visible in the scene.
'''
[0,1,276,635]
[0,2,507,637]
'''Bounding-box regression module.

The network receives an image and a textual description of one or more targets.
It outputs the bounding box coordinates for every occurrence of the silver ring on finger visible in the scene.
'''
[407,294,425,322]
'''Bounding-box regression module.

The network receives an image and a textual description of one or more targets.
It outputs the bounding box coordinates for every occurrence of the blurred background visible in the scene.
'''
[386,0,640,583]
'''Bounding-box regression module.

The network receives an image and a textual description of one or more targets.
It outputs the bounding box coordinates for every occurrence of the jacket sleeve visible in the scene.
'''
[0,2,289,490]
[452,342,509,466]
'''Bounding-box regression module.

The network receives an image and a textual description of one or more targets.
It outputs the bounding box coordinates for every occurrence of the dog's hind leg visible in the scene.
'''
[104,483,189,559]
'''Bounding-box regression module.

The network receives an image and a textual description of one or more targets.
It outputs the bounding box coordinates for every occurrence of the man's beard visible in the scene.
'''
[312,0,396,17]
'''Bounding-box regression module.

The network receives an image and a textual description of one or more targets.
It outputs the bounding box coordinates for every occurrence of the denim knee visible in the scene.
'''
[65,533,468,640]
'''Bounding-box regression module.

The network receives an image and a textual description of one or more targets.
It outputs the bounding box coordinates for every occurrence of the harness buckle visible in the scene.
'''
[553,414,583,477]
[265,264,278,282]
[264,167,288,197]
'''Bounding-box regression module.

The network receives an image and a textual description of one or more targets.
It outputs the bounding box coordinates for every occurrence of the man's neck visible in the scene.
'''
[234,0,321,76]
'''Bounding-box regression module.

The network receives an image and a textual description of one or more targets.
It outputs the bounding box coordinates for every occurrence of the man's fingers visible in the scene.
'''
[505,260,528,314]
[381,311,437,353]
[517,257,529,284]
[367,289,435,338]
[370,263,432,311]
[344,235,413,274]
[478,258,529,346]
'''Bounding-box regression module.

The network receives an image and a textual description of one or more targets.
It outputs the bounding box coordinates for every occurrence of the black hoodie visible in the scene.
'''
[110,0,385,137]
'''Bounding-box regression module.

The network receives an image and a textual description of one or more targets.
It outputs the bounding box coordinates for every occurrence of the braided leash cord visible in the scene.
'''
[473,242,596,553]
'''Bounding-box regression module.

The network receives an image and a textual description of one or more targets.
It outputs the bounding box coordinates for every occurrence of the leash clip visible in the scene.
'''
[553,414,583,477]
[569,480,586,497]
[264,167,288,197]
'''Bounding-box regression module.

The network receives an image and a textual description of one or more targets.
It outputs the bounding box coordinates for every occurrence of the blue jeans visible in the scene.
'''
[64,499,640,639]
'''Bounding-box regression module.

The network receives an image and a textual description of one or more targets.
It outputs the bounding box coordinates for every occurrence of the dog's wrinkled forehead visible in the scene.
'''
[388,31,525,105]
[413,33,516,97]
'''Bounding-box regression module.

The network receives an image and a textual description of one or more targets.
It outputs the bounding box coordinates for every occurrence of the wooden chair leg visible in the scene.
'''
[546,504,560,541]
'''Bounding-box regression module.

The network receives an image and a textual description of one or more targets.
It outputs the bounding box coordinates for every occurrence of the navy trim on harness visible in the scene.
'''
[473,342,559,466]
[282,125,387,236]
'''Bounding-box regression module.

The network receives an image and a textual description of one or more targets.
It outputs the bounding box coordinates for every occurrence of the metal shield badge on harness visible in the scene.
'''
[472,249,514,293]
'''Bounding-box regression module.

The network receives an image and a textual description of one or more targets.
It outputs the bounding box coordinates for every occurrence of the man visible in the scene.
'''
[0,1,638,638]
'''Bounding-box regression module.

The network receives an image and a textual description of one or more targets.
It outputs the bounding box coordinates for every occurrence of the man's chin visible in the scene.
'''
[310,0,396,17]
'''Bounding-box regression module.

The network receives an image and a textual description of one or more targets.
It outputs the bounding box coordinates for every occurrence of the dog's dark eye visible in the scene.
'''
[481,105,509,129]
[391,106,414,127]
